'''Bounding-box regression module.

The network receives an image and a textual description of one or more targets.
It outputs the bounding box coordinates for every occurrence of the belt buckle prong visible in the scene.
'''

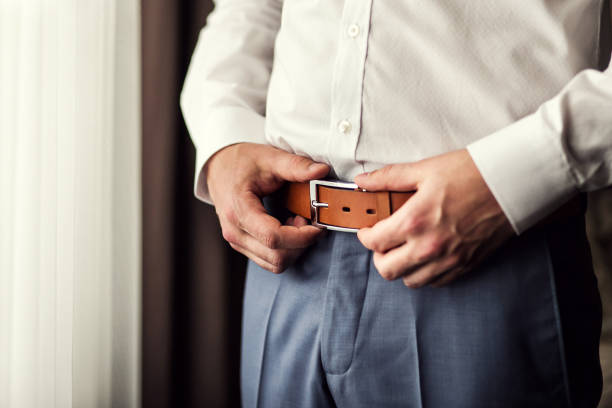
[309,179,362,233]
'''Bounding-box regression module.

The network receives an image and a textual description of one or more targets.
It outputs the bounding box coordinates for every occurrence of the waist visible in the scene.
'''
[279,179,586,233]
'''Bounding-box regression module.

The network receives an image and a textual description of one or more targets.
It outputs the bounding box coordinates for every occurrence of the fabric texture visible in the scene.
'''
[241,213,602,407]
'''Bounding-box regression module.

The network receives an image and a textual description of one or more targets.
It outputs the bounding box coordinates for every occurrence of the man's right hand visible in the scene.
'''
[206,143,330,273]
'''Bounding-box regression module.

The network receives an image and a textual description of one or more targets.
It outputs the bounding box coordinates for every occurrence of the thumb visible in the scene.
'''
[266,149,330,182]
[354,164,419,192]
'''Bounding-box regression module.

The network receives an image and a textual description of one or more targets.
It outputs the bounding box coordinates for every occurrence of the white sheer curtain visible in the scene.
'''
[0,1,141,407]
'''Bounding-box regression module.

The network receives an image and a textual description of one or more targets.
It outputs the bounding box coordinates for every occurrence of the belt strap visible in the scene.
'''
[282,181,414,230]
[282,180,585,232]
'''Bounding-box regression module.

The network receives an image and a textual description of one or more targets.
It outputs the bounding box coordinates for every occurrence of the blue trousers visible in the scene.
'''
[241,214,602,407]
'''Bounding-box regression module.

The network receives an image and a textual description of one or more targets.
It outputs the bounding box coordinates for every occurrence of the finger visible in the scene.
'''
[229,242,289,274]
[401,256,460,288]
[222,216,313,270]
[235,191,324,249]
[233,240,304,274]
[284,215,308,227]
[371,242,426,281]
[261,149,330,183]
[429,243,491,287]
[429,266,466,288]
[287,215,330,241]
[354,164,419,192]
[287,215,308,227]
[357,209,409,253]
[225,221,289,264]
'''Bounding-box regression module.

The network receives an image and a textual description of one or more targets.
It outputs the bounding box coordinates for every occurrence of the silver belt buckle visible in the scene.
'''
[309,179,360,233]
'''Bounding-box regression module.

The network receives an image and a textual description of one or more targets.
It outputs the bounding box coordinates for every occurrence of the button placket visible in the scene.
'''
[327,0,374,178]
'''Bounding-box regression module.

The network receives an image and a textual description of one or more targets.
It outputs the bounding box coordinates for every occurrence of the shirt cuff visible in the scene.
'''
[188,107,266,204]
[467,113,578,234]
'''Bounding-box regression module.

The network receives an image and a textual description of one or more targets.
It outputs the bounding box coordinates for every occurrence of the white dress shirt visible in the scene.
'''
[181,0,612,234]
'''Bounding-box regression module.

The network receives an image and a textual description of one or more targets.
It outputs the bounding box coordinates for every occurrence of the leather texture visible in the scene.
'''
[282,181,584,231]
[282,181,413,229]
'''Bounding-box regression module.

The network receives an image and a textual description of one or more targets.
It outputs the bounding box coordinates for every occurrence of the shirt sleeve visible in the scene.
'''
[467,59,612,234]
[180,0,282,204]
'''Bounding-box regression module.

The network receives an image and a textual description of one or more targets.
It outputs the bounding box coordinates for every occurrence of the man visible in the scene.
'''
[181,1,612,406]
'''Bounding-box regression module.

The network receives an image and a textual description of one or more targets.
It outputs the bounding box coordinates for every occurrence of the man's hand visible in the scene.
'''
[207,143,330,273]
[355,149,515,288]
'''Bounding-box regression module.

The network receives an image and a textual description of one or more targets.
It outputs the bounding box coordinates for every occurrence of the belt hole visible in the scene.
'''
[366,209,376,215]
[342,207,351,212]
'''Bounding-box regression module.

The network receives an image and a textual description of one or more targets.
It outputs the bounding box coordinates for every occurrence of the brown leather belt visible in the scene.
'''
[281,180,415,232]
[281,179,584,233]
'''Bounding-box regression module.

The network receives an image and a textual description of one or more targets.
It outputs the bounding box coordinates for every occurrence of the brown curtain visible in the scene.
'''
[593,6,612,407]
[588,189,612,408]
[142,1,246,407]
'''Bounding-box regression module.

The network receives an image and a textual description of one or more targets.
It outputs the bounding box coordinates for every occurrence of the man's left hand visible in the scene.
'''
[355,149,515,288]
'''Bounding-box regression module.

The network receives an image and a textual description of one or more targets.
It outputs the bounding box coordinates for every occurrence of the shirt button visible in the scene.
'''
[347,24,360,38]
[337,119,352,134]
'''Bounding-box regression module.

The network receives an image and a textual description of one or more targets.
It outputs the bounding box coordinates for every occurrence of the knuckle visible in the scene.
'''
[447,254,462,268]
[221,225,241,245]
[402,215,424,235]
[369,240,384,253]
[377,264,397,281]
[424,268,440,282]
[261,231,280,249]
[406,273,428,288]
[455,249,471,265]
[378,166,392,178]
[402,276,419,288]
[376,267,390,280]
[379,269,394,281]
[289,154,308,169]
[416,241,443,262]
[405,268,434,288]
[221,228,234,243]
[357,231,371,248]
[289,156,314,181]
[269,252,285,269]
[430,236,446,253]
[410,279,426,289]
[269,262,285,274]
[413,249,429,264]
[221,207,237,224]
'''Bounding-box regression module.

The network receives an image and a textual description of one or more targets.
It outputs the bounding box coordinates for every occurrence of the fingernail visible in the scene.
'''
[357,227,369,237]
[309,162,326,170]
